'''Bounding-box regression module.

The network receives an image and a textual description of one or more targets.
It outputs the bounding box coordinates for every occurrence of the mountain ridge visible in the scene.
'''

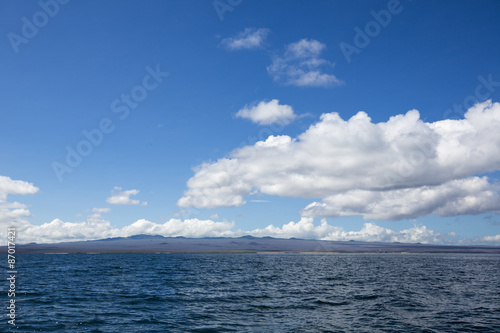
[4,235,500,254]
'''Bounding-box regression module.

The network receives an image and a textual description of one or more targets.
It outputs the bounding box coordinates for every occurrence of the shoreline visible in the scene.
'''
[4,235,500,255]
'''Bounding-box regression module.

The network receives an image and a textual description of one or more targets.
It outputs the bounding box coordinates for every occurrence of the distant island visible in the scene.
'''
[5,235,500,254]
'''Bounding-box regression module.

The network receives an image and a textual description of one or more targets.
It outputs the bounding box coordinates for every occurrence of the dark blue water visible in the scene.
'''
[3,253,500,332]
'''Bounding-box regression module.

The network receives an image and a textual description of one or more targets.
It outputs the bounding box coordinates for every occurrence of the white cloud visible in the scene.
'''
[92,207,111,214]
[86,207,111,224]
[0,201,32,227]
[249,217,446,244]
[20,207,113,243]
[267,39,343,87]
[11,214,450,245]
[301,177,500,220]
[15,217,236,244]
[480,234,500,243]
[0,175,39,201]
[178,100,500,220]
[0,176,39,230]
[177,158,251,208]
[221,28,270,50]
[236,99,297,125]
[209,213,221,219]
[106,187,147,206]
[120,218,234,238]
[23,218,114,243]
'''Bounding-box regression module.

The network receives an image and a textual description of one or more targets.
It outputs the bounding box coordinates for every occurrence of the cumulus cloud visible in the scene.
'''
[267,38,343,87]
[120,218,234,238]
[236,99,297,125]
[177,158,251,208]
[11,213,451,245]
[23,218,114,243]
[16,217,235,244]
[480,234,500,243]
[106,187,147,206]
[178,100,500,220]
[0,175,39,201]
[0,176,39,229]
[9,206,114,244]
[221,28,270,50]
[250,217,446,244]
[0,201,32,228]
[301,177,500,220]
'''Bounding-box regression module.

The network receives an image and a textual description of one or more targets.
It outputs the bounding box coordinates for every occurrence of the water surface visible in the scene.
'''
[5,253,500,332]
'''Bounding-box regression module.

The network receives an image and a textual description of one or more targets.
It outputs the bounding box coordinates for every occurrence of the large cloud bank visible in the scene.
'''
[5,211,500,245]
[0,175,498,245]
[178,100,500,220]
[2,213,455,245]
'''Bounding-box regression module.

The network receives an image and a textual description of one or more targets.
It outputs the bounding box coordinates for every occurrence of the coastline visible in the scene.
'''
[5,235,500,254]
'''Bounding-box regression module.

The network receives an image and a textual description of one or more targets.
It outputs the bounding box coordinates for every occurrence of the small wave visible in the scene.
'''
[353,294,380,300]
[315,299,350,306]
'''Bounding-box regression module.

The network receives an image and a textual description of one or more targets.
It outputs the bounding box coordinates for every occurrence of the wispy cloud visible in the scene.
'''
[267,38,343,87]
[221,28,270,50]
[179,100,500,220]
[106,187,148,206]
[236,99,297,125]
[92,207,111,214]
[172,208,191,217]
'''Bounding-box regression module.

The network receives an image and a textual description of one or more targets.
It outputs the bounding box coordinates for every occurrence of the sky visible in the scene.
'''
[1,0,500,245]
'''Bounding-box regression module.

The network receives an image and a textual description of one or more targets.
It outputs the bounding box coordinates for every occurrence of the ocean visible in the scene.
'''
[4,253,500,332]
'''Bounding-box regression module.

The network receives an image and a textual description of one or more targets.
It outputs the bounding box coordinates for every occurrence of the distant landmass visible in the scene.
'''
[5,235,500,254]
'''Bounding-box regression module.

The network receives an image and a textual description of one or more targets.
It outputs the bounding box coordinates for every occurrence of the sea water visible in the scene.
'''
[3,253,500,332]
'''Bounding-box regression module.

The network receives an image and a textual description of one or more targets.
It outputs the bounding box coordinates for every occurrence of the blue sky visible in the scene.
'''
[1,0,500,244]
